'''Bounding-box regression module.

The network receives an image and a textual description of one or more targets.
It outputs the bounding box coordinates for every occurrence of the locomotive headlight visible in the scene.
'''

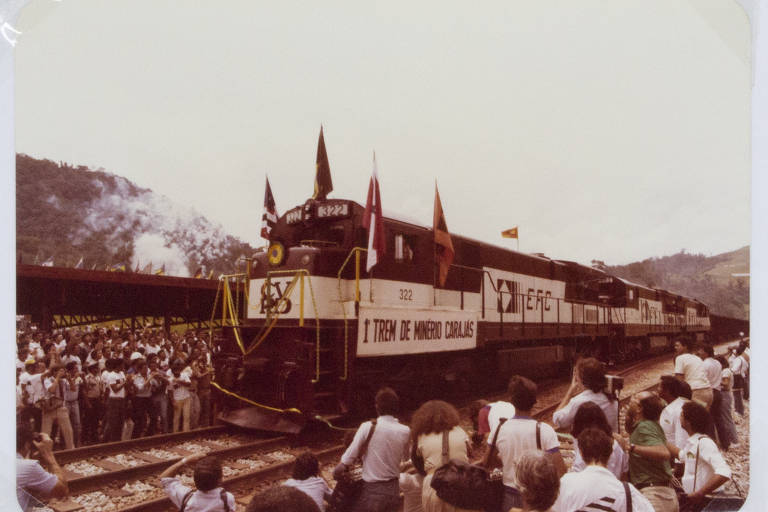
[300,254,311,266]
[267,242,285,266]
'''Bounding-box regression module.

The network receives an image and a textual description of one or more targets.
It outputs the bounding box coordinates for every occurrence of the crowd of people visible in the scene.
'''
[16,335,749,512]
[16,324,216,449]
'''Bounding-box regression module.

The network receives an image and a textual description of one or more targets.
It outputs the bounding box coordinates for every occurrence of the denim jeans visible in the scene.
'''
[354,480,400,512]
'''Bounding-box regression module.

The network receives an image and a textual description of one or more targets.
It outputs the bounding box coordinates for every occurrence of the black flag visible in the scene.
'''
[313,126,333,200]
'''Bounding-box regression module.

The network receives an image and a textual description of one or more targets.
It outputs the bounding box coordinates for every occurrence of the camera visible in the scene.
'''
[605,375,624,397]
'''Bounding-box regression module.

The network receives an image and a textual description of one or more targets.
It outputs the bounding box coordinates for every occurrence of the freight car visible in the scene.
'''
[214,193,710,424]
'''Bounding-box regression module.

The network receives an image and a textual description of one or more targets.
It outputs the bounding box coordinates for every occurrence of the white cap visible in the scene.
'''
[130,352,144,361]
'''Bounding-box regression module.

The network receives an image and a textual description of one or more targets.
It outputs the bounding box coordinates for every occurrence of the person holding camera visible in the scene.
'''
[16,420,68,511]
[553,358,619,433]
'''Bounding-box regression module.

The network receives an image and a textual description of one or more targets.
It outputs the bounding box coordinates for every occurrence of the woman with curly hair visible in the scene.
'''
[410,400,478,512]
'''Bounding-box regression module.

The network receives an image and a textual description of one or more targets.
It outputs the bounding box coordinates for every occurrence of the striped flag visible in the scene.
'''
[312,126,333,200]
[110,263,126,272]
[362,152,385,272]
[433,184,454,288]
[260,176,277,240]
[154,264,165,276]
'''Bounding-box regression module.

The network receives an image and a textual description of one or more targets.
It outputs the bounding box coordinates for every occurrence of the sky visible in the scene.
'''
[9,0,754,266]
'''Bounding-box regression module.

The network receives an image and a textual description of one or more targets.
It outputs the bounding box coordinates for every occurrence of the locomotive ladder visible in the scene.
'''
[336,247,368,382]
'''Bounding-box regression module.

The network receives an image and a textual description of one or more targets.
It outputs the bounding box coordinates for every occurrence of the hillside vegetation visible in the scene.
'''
[606,247,749,320]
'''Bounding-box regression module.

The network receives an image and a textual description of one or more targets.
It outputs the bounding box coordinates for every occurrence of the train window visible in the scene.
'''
[395,234,414,262]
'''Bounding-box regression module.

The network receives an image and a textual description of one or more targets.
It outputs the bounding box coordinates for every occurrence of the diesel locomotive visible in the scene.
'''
[214,185,710,424]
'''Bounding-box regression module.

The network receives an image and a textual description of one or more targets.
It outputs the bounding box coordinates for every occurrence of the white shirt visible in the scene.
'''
[674,353,710,390]
[729,355,747,377]
[660,397,689,449]
[340,415,410,482]
[484,401,516,441]
[283,476,332,511]
[552,465,654,512]
[680,434,731,494]
[493,416,560,488]
[552,390,620,433]
[571,439,628,479]
[20,372,45,404]
[720,368,733,391]
[132,373,152,398]
[167,370,192,401]
[161,477,235,512]
[701,358,722,390]
[17,454,59,511]
[399,472,425,512]
[104,371,126,398]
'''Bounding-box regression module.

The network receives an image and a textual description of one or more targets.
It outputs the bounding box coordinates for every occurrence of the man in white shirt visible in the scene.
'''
[659,376,690,451]
[16,422,68,511]
[730,345,748,415]
[333,387,410,512]
[42,367,75,450]
[103,358,127,442]
[160,453,235,512]
[673,340,712,409]
[19,360,46,432]
[553,428,654,512]
[168,359,193,432]
[490,375,565,510]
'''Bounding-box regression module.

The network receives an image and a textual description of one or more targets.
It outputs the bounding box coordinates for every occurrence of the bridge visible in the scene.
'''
[16,264,247,332]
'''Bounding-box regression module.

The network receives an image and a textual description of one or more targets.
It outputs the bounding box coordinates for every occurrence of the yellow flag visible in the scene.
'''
[502,227,518,239]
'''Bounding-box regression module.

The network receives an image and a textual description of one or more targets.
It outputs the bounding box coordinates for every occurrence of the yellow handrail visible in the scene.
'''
[336,247,367,381]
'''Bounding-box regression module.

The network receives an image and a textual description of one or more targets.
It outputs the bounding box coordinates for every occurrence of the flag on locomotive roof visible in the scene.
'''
[363,152,385,272]
[261,176,277,240]
[193,267,203,279]
[312,126,333,200]
[74,256,84,269]
[154,264,165,276]
[433,183,454,287]
[41,256,54,267]
[501,226,518,239]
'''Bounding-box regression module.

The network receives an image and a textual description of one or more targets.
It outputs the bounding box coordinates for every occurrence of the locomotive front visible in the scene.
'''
[216,197,365,425]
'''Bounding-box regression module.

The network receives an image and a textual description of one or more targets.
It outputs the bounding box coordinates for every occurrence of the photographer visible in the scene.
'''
[16,420,68,511]
[553,358,619,433]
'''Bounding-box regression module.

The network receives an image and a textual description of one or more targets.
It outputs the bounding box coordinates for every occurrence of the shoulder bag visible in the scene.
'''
[430,418,507,512]
[327,419,377,512]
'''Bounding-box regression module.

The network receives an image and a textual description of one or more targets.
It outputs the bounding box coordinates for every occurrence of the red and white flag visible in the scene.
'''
[363,153,385,272]
[261,176,277,240]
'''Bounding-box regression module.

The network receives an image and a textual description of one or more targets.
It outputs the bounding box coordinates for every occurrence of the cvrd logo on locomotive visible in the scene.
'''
[259,280,292,314]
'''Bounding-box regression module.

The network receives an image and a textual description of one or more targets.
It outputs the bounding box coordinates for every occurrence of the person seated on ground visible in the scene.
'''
[410,399,478,512]
[552,428,654,512]
[569,402,628,479]
[553,358,619,433]
[673,339,712,409]
[16,421,68,511]
[245,485,320,512]
[666,401,732,512]
[510,451,560,512]
[615,391,678,512]
[160,453,236,512]
[488,375,566,511]
[282,451,332,511]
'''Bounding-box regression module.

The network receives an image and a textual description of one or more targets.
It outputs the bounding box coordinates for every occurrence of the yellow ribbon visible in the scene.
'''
[211,380,302,415]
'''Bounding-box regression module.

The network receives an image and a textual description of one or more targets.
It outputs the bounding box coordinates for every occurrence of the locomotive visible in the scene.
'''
[214,148,710,426]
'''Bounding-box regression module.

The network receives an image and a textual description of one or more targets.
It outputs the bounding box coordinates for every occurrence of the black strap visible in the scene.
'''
[357,418,377,464]
[693,437,701,493]
[179,489,230,512]
[441,430,450,465]
[536,422,541,450]
[484,417,507,469]
[623,481,631,512]
[179,490,194,512]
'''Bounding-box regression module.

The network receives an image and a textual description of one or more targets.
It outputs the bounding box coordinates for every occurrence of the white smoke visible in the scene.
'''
[68,173,243,276]
[132,233,189,277]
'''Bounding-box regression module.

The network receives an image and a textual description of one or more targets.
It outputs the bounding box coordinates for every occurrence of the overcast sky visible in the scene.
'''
[12,0,752,266]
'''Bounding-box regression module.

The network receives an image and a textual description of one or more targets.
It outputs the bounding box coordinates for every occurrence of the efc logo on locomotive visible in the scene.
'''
[362,318,475,343]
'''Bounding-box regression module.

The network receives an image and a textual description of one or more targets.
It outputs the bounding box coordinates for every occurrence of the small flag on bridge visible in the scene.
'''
[501,227,518,239]
[41,256,54,267]
[74,256,84,269]
[141,262,152,274]
[207,269,214,279]
[110,263,126,272]
[154,264,165,276]
[193,267,203,279]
